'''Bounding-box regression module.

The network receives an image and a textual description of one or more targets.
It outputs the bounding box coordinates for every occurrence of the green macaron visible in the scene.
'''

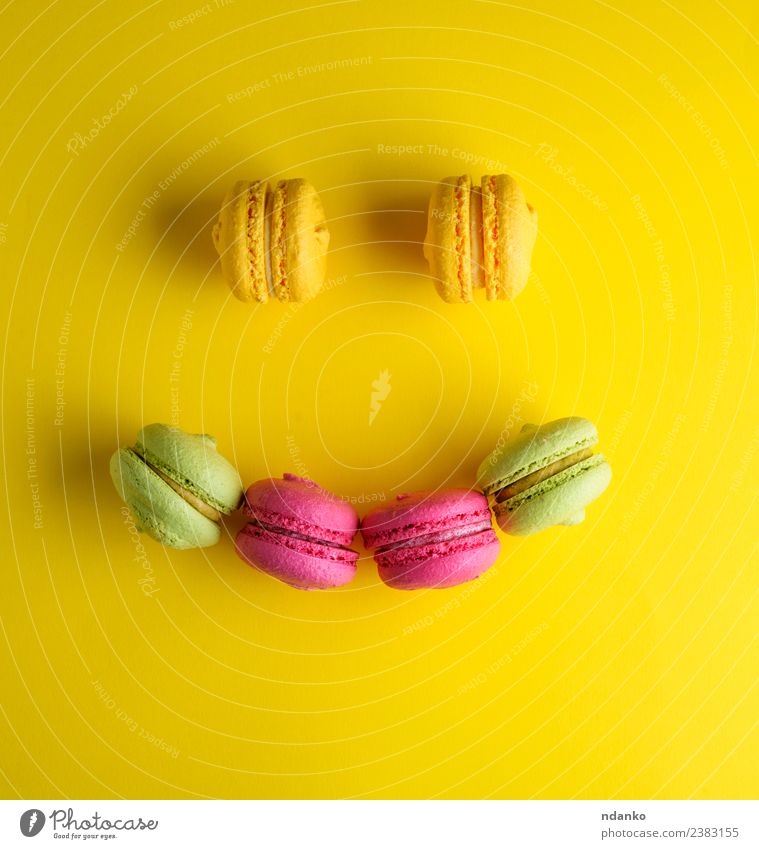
[477,417,611,535]
[110,424,243,549]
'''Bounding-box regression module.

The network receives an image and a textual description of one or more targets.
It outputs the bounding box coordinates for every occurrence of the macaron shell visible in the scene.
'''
[136,423,243,515]
[494,456,612,535]
[270,178,329,303]
[423,174,472,303]
[481,174,537,300]
[478,417,599,495]
[235,525,357,590]
[212,179,269,303]
[243,474,358,547]
[110,448,221,549]
[360,488,490,550]
[377,530,501,590]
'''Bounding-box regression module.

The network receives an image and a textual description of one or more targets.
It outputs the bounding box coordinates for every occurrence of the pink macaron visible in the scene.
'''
[361,489,501,590]
[235,474,360,590]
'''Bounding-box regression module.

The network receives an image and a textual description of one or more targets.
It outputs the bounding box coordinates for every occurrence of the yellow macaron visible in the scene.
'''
[423,173,537,303]
[212,178,330,303]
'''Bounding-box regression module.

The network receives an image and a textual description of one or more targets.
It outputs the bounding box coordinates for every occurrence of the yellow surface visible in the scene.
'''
[1,0,757,800]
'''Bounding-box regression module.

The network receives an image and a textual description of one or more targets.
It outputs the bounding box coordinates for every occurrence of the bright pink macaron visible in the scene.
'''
[235,474,360,590]
[361,489,501,590]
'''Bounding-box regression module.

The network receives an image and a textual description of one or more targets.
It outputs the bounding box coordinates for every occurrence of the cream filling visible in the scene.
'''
[263,185,275,298]
[495,447,594,502]
[469,185,485,288]
[144,459,222,522]
[466,182,536,296]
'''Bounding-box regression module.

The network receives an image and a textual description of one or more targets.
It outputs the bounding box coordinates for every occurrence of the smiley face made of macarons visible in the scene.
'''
[424,173,538,303]
[213,178,330,304]
[108,170,614,585]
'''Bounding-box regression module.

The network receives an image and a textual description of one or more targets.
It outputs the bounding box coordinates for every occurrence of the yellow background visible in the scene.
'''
[1,0,757,800]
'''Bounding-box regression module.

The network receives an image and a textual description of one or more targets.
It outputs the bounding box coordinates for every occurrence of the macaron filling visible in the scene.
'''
[251,518,354,550]
[470,185,485,289]
[273,180,289,295]
[452,179,486,297]
[453,176,469,301]
[375,517,493,554]
[245,181,267,299]
[466,179,535,294]
[243,503,356,548]
[494,446,594,502]
[127,447,223,524]
[241,520,358,560]
[362,505,492,550]
[483,175,499,298]
[495,453,607,511]
[263,188,275,297]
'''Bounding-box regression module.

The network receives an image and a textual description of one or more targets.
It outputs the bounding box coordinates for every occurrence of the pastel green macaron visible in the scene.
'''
[110,424,243,549]
[477,417,611,535]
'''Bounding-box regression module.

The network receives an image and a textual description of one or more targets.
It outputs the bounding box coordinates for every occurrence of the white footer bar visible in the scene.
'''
[2,800,758,848]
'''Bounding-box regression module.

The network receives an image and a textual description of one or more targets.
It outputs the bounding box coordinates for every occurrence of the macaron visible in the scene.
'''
[423,173,538,303]
[110,424,243,549]
[478,417,612,535]
[212,178,329,303]
[361,489,501,590]
[235,474,359,590]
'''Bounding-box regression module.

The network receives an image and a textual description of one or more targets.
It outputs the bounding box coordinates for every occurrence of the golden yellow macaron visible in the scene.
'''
[212,178,330,303]
[423,173,538,303]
